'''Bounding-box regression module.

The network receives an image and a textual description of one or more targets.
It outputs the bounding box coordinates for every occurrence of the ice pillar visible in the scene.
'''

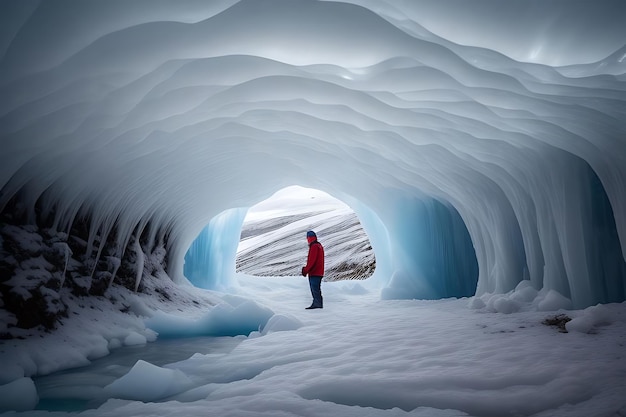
[184,207,248,290]
[373,190,479,300]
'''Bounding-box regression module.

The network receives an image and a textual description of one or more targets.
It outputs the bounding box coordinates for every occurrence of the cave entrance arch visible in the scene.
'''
[183,186,384,291]
[182,186,478,301]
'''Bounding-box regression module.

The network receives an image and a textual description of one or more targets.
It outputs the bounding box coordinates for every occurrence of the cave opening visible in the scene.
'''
[182,185,479,301]
[182,185,380,291]
[235,185,377,282]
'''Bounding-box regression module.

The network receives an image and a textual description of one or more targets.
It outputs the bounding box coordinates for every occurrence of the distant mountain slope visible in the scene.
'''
[236,207,375,281]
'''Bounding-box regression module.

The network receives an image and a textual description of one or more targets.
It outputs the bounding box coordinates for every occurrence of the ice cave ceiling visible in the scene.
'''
[1,0,625,309]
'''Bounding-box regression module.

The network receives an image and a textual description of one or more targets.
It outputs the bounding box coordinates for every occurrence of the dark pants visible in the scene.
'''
[308,276,323,307]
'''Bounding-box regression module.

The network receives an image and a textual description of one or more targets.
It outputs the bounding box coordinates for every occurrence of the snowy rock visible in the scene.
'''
[20,255,54,271]
[106,256,121,272]
[51,241,72,258]
[70,275,92,293]
[39,287,65,314]
[0,309,17,332]
[1,225,43,255]
[6,268,53,289]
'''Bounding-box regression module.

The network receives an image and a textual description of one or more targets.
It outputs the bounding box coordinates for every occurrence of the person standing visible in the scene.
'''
[301,230,324,309]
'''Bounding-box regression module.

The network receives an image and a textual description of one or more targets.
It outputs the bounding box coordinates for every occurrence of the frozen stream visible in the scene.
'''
[33,336,242,411]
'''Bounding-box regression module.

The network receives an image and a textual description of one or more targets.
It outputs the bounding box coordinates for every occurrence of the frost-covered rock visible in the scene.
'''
[1,225,43,255]
[0,211,175,337]
[0,309,17,335]
[1,224,70,332]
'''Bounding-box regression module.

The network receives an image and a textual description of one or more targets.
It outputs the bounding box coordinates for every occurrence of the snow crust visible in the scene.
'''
[3,275,625,416]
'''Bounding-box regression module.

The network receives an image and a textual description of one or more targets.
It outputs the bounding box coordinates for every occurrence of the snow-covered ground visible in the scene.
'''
[1,273,625,416]
[1,187,624,415]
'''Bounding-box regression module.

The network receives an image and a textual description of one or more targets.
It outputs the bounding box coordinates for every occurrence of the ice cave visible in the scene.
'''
[1,1,625,416]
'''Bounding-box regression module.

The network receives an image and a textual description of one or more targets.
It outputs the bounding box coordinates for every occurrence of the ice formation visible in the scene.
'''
[1,0,625,310]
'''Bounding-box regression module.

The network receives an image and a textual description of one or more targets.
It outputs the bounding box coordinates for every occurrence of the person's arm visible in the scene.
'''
[302,244,319,276]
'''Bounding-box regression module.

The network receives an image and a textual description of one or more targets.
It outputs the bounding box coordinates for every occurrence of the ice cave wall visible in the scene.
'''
[1,0,625,309]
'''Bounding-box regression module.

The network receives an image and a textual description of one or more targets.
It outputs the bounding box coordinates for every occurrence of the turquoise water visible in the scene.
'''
[34,336,242,412]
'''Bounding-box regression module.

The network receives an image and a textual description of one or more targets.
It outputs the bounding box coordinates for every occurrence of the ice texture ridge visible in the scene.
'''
[0,0,625,308]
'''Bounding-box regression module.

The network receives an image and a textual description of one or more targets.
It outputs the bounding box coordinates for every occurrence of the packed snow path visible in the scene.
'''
[9,275,626,417]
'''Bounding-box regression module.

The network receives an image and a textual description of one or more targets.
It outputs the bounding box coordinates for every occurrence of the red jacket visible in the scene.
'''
[302,240,324,277]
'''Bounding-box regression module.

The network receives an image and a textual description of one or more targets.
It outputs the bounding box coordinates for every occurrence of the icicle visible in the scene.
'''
[106,255,121,289]
[133,238,145,293]
[53,242,72,289]
[89,215,119,280]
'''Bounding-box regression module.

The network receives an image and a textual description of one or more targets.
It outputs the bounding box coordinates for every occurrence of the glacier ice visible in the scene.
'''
[184,207,248,290]
[0,0,625,310]
[144,297,274,338]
